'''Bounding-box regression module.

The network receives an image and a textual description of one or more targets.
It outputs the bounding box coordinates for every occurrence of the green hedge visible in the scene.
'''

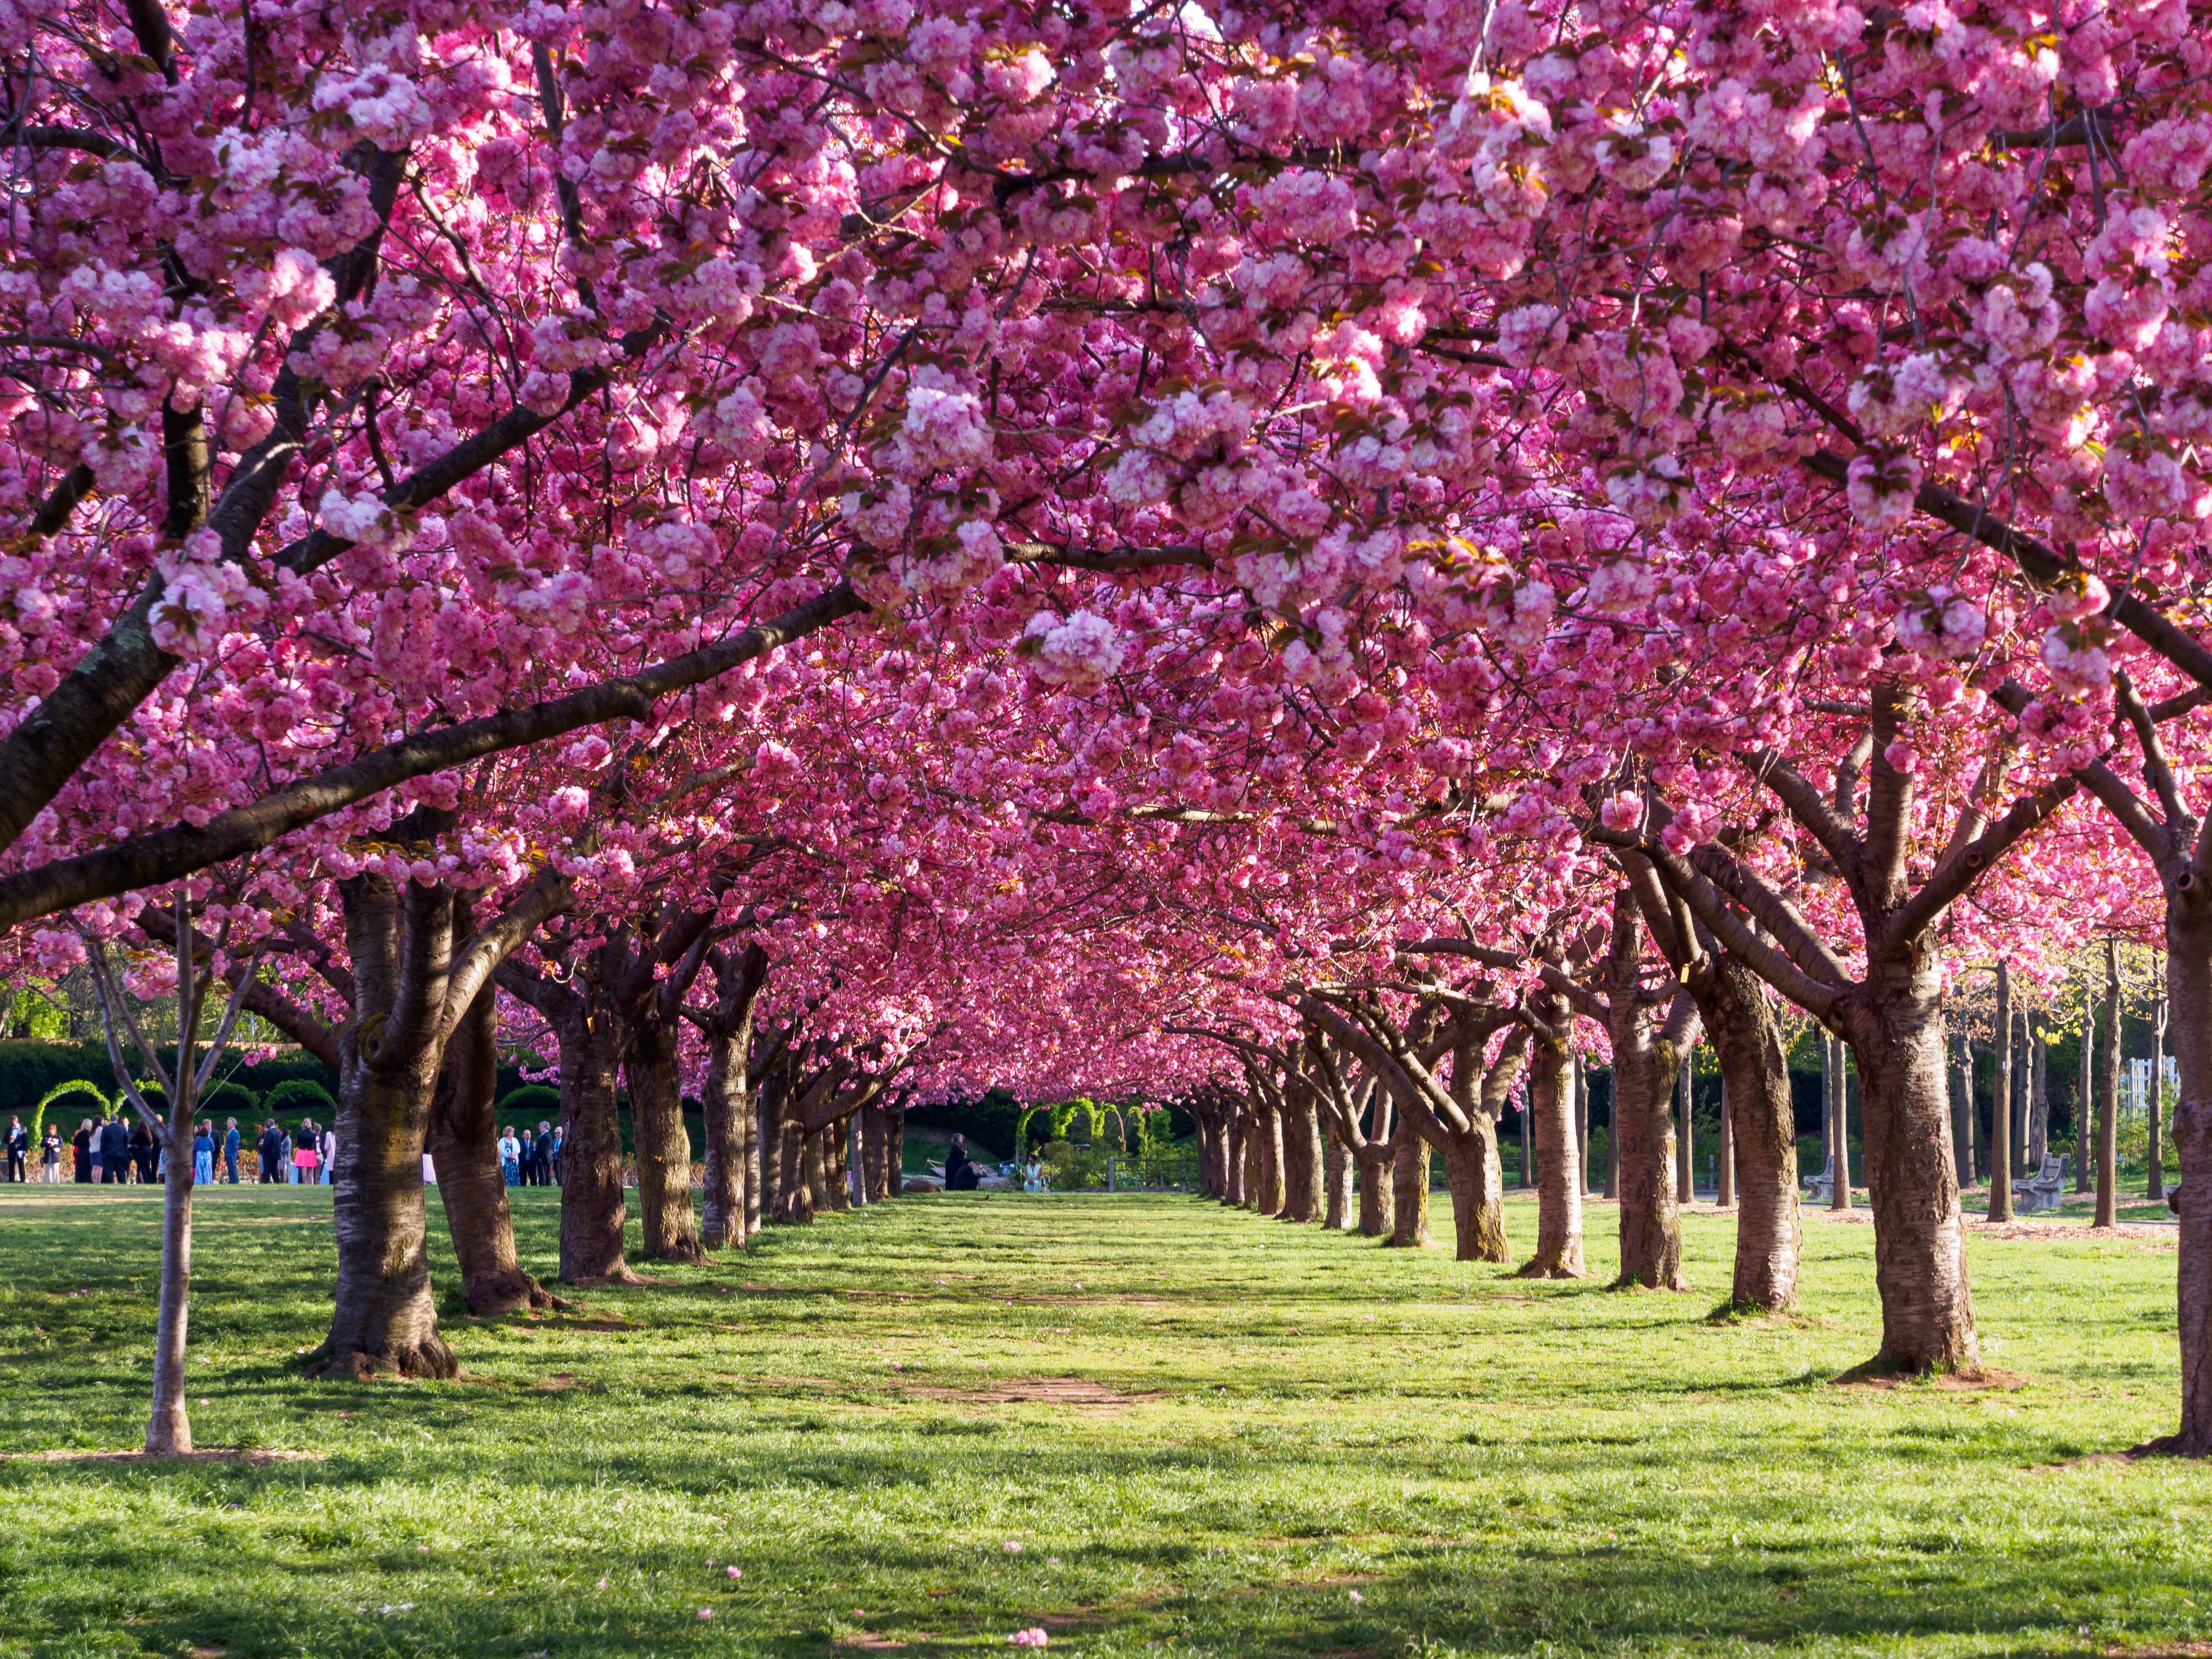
[264,1079,335,1118]
[0,1040,339,1117]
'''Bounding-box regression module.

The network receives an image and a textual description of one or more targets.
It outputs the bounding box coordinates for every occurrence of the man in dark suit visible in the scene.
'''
[100,1114,132,1184]
[533,1122,554,1186]
[4,1117,25,1182]
[258,1119,286,1183]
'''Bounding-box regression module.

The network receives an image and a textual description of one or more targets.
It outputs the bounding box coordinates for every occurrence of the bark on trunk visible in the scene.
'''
[1520,1027,1586,1277]
[1695,954,1799,1311]
[1323,1132,1350,1229]
[555,1007,632,1281]
[2154,900,2212,1453]
[2099,941,2120,1228]
[1843,954,1979,1375]
[1611,1022,1684,1290]
[1717,1076,1735,1207]
[885,1103,904,1200]
[1253,1105,1285,1216]
[1387,1131,1430,1248]
[2076,1004,2094,1193]
[1440,1125,1509,1262]
[757,1068,786,1220]
[1279,1088,1322,1223]
[312,876,459,1380]
[1221,1109,1247,1206]
[1355,1145,1394,1238]
[315,1055,454,1379]
[1676,1057,1695,1205]
[624,1016,707,1262]
[1954,1033,1976,1189]
[2151,990,2168,1203]
[803,1129,830,1218]
[701,1028,747,1251]
[1990,962,2014,1223]
[428,979,552,1314]
[145,1143,195,1452]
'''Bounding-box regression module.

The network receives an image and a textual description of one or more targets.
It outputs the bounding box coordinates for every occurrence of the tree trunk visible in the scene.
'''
[1322,1132,1350,1228]
[1355,1145,1394,1238]
[701,1024,747,1251]
[1220,1108,1246,1205]
[1831,1034,1853,1210]
[556,1007,632,1282]
[1611,1022,1684,1290]
[2152,898,2212,1453]
[1989,962,2014,1222]
[311,875,459,1381]
[2099,941,2121,1227]
[2077,1002,2094,1192]
[1842,958,1979,1375]
[803,1128,830,1220]
[1520,1032,1587,1277]
[829,1116,854,1211]
[314,1055,455,1379]
[1694,953,1799,1311]
[884,1103,904,1200]
[428,979,552,1313]
[757,1070,785,1220]
[2151,987,2168,1203]
[1387,1131,1430,1248]
[1676,1057,1694,1205]
[1575,1053,1590,1193]
[1279,1089,1322,1223]
[1440,1123,1509,1262]
[1518,1096,1533,1189]
[1954,1032,1976,1188]
[1717,1076,1736,1207]
[145,1138,195,1453]
[1253,1105,1285,1216]
[2029,1015,2050,1171]
[624,1016,706,1262]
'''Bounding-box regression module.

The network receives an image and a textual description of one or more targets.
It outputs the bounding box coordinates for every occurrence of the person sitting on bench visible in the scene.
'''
[945,1134,981,1190]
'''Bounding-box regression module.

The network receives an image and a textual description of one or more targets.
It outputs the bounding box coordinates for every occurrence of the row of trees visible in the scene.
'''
[6,0,2212,1457]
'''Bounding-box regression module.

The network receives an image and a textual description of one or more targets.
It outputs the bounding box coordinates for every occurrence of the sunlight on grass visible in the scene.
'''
[0,1188,2206,1658]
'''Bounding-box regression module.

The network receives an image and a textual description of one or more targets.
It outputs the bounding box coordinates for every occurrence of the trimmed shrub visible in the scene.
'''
[264,1079,335,1118]
[201,1080,260,1120]
[499,1084,562,1118]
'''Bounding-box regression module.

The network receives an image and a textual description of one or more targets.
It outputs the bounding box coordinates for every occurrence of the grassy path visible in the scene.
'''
[0,1187,2208,1657]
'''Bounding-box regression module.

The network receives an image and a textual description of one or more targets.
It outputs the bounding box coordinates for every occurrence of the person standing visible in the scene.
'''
[192,1121,216,1185]
[550,1125,564,1185]
[293,1121,320,1185]
[320,1122,337,1185]
[533,1122,554,1187]
[278,1122,296,1183]
[40,1124,62,1183]
[497,1125,521,1187]
[223,1118,241,1184]
[101,1114,132,1184]
[132,1118,156,1184]
[4,1117,25,1183]
[258,1119,284,1183]
[72,1119,94,1182]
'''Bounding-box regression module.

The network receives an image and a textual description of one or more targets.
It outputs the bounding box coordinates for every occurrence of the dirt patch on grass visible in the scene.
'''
[1972,1220,2177,1249]
[1,1446,328,1466]
[534,1372,578,1392]
[905,1377,1163,1410]
[1833,1366,2031,1392]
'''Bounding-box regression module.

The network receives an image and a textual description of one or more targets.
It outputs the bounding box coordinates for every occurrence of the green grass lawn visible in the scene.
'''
[2,1188,2209,1659]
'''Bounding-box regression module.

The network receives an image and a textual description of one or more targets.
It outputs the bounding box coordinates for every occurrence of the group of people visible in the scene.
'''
[256,1118,333,1184]
[0,1112,240,1185]
[0,1112,339,1185]
[494,1121,560,1187]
